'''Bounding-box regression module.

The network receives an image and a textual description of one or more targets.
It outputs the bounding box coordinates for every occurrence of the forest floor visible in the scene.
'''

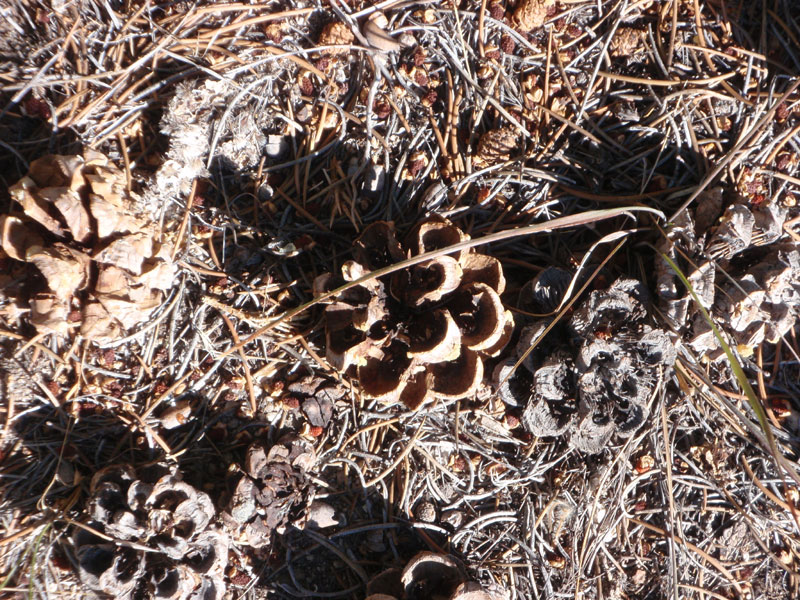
[1,0,800,599]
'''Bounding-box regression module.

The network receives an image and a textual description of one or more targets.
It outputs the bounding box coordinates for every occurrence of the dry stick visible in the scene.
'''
[0,525,39,547]
[660,87,751,105]
[341,417,403,452]
[450,84,465,176]
[192,9,315,39]
[543,28,553,130]
[687,0,756,107]
[11,330,59,363]
[272,185,331,234]
[477,0,488,58]
[764,122,800,165]
[171,179,198,261]
[675,361,749,429]
[666,0,679,71]
[670,78,800,221]
[755,346,779,429]
[385,92,412,137]
[160,2,305,23]
[740,456,799,523]
[574,0,624,124]
[719,483,800,578]
[442,70,455,168]
[552,39,628,155]
[214,207,664,362]
[302,529,369,582]
[556,183,691,204]
[767,8,800,50]
[217,312,258,415]
[116,131,133,193]
[140,370,195,420]
[364,414,429,489]
[596,70,738,87]
[677,584,746,600]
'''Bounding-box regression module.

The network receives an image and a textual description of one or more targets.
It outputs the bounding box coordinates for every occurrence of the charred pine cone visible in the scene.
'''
[1,151,176,342]
[656,189,799,358]
[315,218,514,409]
[496,272,676,453]
[74,465,227,600]
[224,437,316,548]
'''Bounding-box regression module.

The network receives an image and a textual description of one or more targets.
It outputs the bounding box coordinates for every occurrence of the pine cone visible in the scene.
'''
[1,151,176,342]
[496,272,676,453]
[224,437,316,548]
[655,190,798,358]
[315,218,514,410]
[74,465,227,600]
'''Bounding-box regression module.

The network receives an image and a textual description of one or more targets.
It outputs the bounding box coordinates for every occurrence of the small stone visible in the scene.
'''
[415,500,437,523]
[306,501,341,529]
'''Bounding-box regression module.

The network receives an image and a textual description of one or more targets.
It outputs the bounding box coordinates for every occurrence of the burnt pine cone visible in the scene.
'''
[74,465,227,600]
[224,437,316,548]
[655,191,799,358]
[496,272,676,453]
[315,218,514,410]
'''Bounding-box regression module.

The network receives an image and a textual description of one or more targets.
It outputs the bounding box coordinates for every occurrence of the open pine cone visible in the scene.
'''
[223,437,316,548]
[0,151,176,342]
[656,190,799,358]
[366,551,508,600]
[74,465,227,600]
[314,218,514,409]
[496,272,676,453]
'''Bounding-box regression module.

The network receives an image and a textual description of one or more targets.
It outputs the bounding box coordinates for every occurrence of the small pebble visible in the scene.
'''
[305,501,341,529]
[415,500,437,523]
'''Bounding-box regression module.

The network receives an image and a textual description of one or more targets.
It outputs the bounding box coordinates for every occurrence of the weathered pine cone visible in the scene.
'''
[656,190,798,358]
[224,437,316,548]
[74,465,227,600]
[0,151,176,342]
[315,218,514,409]
[366,551,508,600]
[496,272,676,453]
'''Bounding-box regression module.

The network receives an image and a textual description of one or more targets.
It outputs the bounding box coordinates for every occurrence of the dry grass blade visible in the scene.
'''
[225,206,664,356]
